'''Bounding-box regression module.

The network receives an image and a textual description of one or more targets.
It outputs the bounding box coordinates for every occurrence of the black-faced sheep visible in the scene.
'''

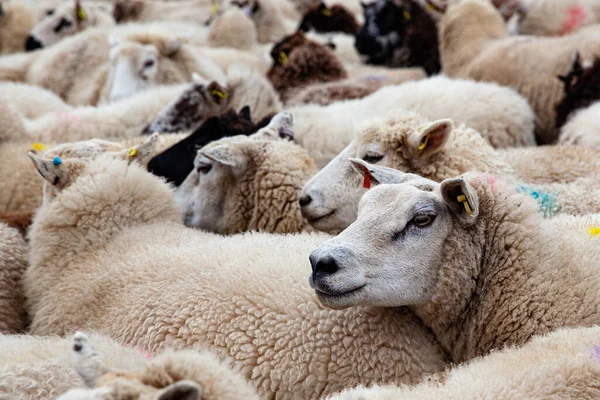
[299,2,359,34]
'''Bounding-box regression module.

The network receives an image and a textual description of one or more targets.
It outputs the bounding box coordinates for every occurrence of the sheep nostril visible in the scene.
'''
[299,194,312,208]
[25,35,43,51]
[311,255,339,276]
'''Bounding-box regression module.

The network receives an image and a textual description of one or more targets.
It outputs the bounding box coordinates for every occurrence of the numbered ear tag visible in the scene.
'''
[418,134,430,151]
[363,170,371,189]
[456,194,473,215]
[278,52,288,65]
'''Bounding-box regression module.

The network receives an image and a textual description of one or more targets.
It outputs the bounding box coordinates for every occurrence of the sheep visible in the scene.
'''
[25,0,115,51]
[286,76,535,168]
[0,82,71,119]
[513,0,600,37]
[23,143,449,398]
[148,107,273,186]
[143,65,282,133]
[559,102,600,150]
[175,114,316,233]
[439,0,600,144]
[0,333,148,400]
[221,0,296,44]
[299,2,359,34]
[300,111,600,233]
[354,0,441,76]
[0,211,33,235]
[328,326,600,400]
[0,82,226,144]
[207,7,260,50]
[309,165,600,364]
[0,27,225,106]
[0,1,35,54]
[0,222,28,334]
[112,0,212,25]
[55,332,260,400]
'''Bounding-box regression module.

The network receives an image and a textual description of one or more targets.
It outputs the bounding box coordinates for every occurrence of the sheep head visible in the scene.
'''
[308,169,479,309]
[300,111,454,234]
[298,2,360,34]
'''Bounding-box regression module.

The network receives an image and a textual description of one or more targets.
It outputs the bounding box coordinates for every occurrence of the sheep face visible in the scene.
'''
[299,2,360,34]
[26,1,95,51]
[57,332,202,400]
[142,80,229,135]
[309,166,479,309]
[300,115,453,233]
[354,0,405,60]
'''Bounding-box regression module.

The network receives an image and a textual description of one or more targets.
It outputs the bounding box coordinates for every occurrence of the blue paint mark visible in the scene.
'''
[517,184,561,218]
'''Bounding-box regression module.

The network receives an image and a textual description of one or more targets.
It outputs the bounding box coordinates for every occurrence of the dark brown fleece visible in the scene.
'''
[299,2,359,34]
[556,56,600,129]
[267,31,347,103]
[113,0,145,23]
[0,211,33,236]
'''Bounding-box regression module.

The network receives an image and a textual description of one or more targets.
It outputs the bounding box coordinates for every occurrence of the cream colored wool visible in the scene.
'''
[328,326,600,400]
[558,102,600,151]
[0,2,34,54]
[301,111,600,233]
[315,171,600,363]
[0,333,147,400]
[439,0,600,144]
[0,27,222,106]
[208,7,259,51]
[115,0,212,24]
[0,135,185,213]
[0,82,71,120]
[24,154,448,398]
[221,0,296,44]
[516,0,600,36]
[0,223,28,334]
[287,76,535,168]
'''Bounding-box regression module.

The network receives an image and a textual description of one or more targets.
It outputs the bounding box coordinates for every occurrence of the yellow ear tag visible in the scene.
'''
[210,3,219,14]
[211,89,227,99]
[321,8,332,16]
[128,147,137,158]
[278,51,288,65]
[418,133,430,151]
[32,143,47,151]
[589,227,600,237]
[425,3,434,11]
[77,6,87,21]
[403,10,411,21]
[457,194,473,215]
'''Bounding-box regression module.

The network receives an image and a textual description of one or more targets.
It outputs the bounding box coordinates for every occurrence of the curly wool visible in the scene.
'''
[25,156,448,398]
[412,173,600,363]
[0,223,28,334]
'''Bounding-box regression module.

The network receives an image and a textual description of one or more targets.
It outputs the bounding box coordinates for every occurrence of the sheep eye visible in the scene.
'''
[46,9,55,16]
[362,153,384,164]
[143,59,155,69]
[197,163,212,174]
[54,18,73,33]
[412,215,435,227]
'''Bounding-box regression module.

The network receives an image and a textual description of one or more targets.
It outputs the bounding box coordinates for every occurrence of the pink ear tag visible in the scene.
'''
[363,170,371,189]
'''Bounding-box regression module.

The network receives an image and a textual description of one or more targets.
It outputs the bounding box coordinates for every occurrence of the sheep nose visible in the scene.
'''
[309,254,339,276]
[25,35,43,51]
[299,194,312,208]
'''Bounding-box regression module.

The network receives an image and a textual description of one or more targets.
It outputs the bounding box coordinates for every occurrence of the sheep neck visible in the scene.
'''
[412,178,597,363]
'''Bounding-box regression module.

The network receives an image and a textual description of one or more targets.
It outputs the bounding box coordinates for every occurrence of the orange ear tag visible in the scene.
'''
[363,170,371,189]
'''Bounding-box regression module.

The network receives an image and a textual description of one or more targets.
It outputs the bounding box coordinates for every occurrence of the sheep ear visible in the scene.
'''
[156,381,201,400]
[75,0,87,22]
[207,81,228,105]
[440,177,479,223]
[68,332,110,388]
[28,152,81,187]
[201,145,244,167]
[408,119,452,158]
[349,158,420,188]
[272,111,295,140]
[121,133,158,167]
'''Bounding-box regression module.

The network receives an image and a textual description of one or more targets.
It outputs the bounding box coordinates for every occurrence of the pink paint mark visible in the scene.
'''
[487,176,497,193]
[133,346,154,360]
[559,5,586,35]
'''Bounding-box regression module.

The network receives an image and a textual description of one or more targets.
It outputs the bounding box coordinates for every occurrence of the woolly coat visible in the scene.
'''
[25,156,449,399]
[0,334,147,400]
[410,174,600,362]
[559,102,600,150]
[0,82,71,120]
[0,2,34,54]
[517,0,600,36]
[287,76,536,167]
[113,0,212,24]
[328,326,600,399]
[0,223,28,334]
[439,0,600,144]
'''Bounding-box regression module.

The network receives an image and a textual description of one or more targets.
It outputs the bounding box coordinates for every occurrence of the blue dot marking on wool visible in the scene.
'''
[53,156,63,166]
[517,184,560,218]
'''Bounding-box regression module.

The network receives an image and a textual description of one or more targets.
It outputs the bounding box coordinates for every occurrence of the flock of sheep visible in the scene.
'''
[0,0,600,398]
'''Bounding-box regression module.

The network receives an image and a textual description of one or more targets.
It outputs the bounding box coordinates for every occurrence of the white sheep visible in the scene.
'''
[113,0,213,25]
[309,165,600,364]
[0,1,35,54]
[559,102,600,150]
[0,82,70,119]
[23,142,449,398]
[514,0,600,37]
[328,326,600,400]
[300,111,600,233]
[286,75,535,168]
[25,0,115,50]
[439,0,600,144]
[0,222,28,334]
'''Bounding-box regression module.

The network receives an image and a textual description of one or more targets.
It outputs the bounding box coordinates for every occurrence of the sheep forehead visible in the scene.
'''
[359,182,441,218]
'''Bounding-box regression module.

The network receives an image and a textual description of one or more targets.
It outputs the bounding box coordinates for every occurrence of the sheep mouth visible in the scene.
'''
[314,284,365,301]
[306,210,335,223]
